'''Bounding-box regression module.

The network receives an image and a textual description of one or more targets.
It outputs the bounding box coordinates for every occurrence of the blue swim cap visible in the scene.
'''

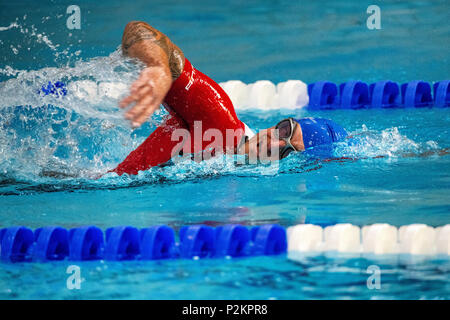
[294,118,347,150]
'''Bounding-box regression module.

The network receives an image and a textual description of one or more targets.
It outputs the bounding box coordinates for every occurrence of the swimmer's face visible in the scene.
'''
[239,122,304,162]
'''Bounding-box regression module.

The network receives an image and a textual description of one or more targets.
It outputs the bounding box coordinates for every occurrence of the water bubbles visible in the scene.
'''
[425,140,438,149]
[333,125,433,160]
[9,45,18,55]
[0,47,147,188]
[0,22,19,32]
[1,17,82,68]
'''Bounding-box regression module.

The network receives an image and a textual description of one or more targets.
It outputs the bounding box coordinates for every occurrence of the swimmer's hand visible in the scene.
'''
[119,65,172,128]
[119,21,185,128]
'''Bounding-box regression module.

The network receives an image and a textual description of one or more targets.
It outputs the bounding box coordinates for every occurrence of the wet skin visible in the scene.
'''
[239,122,305,161]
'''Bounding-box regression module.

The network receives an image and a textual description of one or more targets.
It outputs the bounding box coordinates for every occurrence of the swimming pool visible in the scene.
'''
[0,0,449,299]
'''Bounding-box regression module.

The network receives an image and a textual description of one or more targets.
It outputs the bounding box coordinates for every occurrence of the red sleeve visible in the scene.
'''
[163,59,244,138]
[112,58,244,175]
[111,113,188,176]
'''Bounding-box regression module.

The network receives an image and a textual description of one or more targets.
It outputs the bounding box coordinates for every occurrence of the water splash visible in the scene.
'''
[1,17,69,64]
[0,42,152,186]
[334,125,439,160]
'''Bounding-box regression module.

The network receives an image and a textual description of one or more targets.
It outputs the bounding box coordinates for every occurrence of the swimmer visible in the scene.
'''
[113,21,347,175]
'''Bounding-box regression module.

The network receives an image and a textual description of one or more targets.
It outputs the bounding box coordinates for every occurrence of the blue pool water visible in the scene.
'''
[0,0,449,299]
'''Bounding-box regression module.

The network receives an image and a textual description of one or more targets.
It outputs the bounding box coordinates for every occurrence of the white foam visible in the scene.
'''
[98,82,128,100]
[68,80,129,102]
[68,80,99,102]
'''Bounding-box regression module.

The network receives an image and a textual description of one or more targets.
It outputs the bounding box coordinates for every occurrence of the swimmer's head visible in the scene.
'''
[239,117,347,161]
[238,118,304,161]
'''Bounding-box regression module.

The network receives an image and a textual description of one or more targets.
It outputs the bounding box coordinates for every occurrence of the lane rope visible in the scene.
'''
[37,79,449,110]
[1,223,448,262]
[219,79,450,110]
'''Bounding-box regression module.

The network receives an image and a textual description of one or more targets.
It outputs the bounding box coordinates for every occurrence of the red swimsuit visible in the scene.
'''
[112,59,245,175]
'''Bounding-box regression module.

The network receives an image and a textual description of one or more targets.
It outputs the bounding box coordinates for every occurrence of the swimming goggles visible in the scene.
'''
[274,118,300,159]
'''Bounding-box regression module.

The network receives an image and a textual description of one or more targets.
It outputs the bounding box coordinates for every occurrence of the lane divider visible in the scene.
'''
[287,223,450,255]
[0,224,286,262]
[38,79,449,110]
[1,223,448,262]
[219,79,450,110]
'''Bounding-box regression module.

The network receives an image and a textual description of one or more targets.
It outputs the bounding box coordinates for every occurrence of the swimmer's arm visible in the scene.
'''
[119,21,185,128]
[121,21,185,79]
